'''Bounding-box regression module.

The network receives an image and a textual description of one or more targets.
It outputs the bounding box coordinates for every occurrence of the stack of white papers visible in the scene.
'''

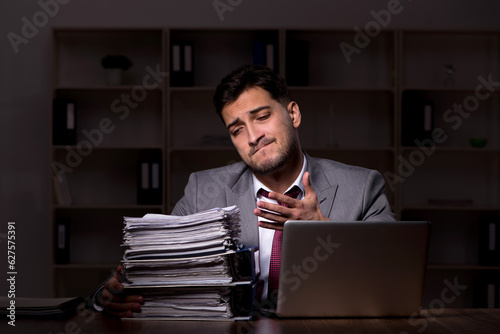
[123,253,234,286]
[120,206,249,320]
[122,206,241,261]
[125,287,234,319]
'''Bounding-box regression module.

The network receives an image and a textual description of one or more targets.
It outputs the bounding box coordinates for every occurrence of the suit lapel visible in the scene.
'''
[306,154,338,219]
[223,154,339,246]
[225,168,260,247]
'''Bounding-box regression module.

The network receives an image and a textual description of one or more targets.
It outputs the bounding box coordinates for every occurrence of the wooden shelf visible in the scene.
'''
[304,147,395,152]
[288,86,395,92]
[169,146,236,152]
[53,204,164,210]
[50,28,166,297]
[402,87,486,92]
[401,147,500,152]
[402,206,500,212]
[428,264,500,271]
[55,86,164,91]
[169,86,216,92]
[52,146,164,151]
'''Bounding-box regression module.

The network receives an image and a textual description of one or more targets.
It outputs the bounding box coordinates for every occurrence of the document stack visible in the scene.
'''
[121,206,261,320]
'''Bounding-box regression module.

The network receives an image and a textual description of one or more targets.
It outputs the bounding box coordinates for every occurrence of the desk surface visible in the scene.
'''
[3,308,500,334]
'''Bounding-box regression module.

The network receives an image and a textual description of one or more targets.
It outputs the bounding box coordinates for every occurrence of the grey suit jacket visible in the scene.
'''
[171,153,395,247]
[87,154,395,310]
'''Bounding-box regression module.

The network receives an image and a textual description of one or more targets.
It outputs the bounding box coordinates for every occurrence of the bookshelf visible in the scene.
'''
[166,28,397,210]
[399,31,500,308]
[50,28,500,307]
[49,28,166,298]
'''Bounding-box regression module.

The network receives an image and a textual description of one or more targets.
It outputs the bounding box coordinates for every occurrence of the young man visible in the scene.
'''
[95,65,395,317]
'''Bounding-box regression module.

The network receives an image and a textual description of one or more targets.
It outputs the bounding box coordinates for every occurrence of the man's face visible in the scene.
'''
[221,87,301,175]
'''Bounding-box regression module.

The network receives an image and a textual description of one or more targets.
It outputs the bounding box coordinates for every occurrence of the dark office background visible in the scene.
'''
[1,0,500,299]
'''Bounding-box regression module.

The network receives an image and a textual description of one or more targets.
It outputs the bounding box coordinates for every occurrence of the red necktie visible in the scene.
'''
[259,186,302,298]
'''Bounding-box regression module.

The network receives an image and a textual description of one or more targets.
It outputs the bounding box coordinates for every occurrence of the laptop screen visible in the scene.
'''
[276,220,430,317]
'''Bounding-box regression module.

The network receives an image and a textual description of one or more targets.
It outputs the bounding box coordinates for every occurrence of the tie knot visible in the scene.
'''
[258,186,302,204]
[285,185,302,199]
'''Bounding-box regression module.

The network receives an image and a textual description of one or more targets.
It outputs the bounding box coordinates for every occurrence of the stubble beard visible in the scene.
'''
[246,127,299,176]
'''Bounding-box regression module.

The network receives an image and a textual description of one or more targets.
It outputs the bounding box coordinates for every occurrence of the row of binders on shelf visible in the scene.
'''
[120,205,262,320]
[170,43,194,87]
[53,40,309,92]
[137,160,162,205]
[170,40,310,86]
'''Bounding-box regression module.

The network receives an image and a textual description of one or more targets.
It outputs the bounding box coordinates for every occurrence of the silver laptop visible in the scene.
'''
[276,220,430,317]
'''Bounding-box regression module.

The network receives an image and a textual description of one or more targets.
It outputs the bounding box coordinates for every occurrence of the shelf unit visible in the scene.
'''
[49,28,166,298]
[50,28,500,307]
[166,28,398,210]
[398,31,500,308]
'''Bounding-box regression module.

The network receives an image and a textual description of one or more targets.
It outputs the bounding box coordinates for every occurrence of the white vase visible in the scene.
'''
[105,68,123,85]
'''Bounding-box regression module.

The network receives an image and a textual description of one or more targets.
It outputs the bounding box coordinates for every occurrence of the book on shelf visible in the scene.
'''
[137,159,162,205]
[120,205,262,320]
[53,98,77,145]
[54,217,71,264]
[285,40,309,86]
[402,93,435,146]
[478,220,500,266]
[474,278,500,308]
[253,41,276,71]
[170,43,194,86]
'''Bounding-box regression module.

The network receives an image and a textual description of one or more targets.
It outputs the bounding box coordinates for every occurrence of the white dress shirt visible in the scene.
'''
[252,154,307,298]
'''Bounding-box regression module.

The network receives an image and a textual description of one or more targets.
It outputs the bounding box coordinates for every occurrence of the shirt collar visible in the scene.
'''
[252,153,307,199]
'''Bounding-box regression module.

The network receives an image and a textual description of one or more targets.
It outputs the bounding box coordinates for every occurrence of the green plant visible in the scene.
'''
[101,55,133,70]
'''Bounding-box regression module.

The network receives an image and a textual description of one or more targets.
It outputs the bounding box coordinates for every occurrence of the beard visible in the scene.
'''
[245,125,299,176]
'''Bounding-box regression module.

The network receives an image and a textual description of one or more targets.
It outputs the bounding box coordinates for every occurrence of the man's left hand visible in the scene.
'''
[254,172,330,230]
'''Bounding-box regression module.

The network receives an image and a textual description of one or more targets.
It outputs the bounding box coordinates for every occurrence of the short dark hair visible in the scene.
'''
[213,64,292,122]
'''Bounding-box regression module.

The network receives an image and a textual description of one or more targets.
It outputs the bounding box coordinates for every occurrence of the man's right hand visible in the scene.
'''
[99,265,143,318]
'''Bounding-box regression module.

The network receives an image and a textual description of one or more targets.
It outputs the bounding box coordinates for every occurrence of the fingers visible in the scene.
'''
[100,269,143,318]
[254,173,329,223]
[257,220,284,231]
[101,289,143,318]
[256,200,288,215]
[115,265,124,280]
[101,293,143,318]
[254,191,303,225]
[264,192,298,207]
[254,208,287,226]
[104,274,124,295]
[254,201,295,223]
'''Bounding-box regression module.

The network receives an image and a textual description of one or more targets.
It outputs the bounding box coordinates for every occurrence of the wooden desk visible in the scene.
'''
[3,309,500,334]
